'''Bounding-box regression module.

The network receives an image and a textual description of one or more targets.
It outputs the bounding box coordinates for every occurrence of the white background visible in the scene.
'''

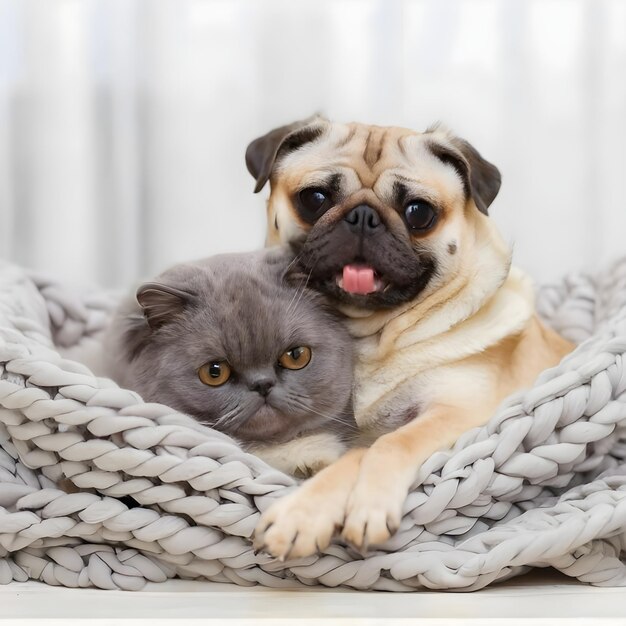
[0,0,625,288]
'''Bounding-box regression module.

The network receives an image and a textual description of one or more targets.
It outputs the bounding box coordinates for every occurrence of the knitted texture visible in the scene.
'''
[1,258,626,591]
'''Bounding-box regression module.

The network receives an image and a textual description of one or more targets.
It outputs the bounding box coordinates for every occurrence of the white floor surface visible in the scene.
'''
[1,570,626,619]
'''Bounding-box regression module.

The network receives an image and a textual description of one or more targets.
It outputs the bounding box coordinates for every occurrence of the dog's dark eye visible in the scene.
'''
[297,188,333,220]
[404,201,437,231]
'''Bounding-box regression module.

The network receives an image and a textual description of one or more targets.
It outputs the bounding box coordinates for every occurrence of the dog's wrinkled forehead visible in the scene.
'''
[280,123,465,206]
[246,117,501,217]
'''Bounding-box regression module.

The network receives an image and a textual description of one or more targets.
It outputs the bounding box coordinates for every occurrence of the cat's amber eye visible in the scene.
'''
[278,346,312,370]
[198,361,232,386]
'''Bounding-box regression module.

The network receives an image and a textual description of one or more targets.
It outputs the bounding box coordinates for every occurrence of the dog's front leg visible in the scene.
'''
[254,448,366,560]
[342,404,479,548]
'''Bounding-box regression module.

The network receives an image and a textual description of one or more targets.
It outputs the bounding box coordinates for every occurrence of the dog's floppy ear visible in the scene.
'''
[136,282,195,329]
[452,138,501,215]
[245,116,324,193]
[427,130,501,215]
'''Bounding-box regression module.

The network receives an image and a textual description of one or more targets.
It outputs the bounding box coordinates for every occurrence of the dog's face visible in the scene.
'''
[246,117,503,310]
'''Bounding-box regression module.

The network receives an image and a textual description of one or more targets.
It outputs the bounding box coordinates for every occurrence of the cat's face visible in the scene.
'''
[122,248,355,445]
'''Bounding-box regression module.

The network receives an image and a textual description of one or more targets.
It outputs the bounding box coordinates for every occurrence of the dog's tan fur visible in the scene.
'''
[249,118,574,558]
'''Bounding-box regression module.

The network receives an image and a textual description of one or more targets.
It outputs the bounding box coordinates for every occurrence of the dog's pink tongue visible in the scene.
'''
[343,264,376,294]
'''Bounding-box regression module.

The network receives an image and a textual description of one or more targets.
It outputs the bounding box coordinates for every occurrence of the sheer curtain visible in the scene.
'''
[0,0,624,288]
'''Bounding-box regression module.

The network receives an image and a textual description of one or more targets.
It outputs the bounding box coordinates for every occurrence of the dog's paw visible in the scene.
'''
[341,483,404,549]
[338,434,416,549]
[254,489,344,560]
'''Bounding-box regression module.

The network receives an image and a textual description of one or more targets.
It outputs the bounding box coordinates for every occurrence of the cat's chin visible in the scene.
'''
[232,403,294,443]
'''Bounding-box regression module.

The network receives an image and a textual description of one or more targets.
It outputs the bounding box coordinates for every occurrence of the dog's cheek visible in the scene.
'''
[426,238,457,280]
[423,215,466,279]
[269,192,309,245]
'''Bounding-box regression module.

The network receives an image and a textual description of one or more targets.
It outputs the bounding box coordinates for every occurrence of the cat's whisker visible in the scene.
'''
[212,407,244,429]
[283,252,303,275]
[285,274,307,315]
[286,256,317,315]
[287,263,316,315]
[287,396,359,433]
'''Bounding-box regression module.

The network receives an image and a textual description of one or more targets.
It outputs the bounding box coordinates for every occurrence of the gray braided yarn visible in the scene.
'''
[1,258,626,591]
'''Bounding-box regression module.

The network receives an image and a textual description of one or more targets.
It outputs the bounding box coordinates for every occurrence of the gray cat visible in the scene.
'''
[105,247,356,476]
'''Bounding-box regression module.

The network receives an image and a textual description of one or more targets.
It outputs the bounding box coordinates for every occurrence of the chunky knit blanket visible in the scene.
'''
[1,258,626,591]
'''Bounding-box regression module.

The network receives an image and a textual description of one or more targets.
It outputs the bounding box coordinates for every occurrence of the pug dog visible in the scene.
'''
[246,116,574,560]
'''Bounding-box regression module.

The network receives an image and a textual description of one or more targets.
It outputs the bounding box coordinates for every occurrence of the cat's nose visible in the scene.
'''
[249,377,274,397]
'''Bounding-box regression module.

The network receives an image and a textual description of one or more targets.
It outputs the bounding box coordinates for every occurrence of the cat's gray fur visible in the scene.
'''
[105,247,356,476]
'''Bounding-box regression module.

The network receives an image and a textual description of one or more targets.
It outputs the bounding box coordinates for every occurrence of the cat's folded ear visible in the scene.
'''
[136,282,195,329]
